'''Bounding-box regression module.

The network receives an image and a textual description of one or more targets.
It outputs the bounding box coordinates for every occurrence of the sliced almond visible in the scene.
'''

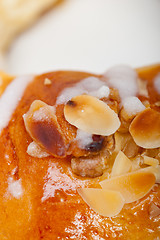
[129,108,160,149]
[78,188,124,217]
[143,156,159,167]
[111,151,132,177]
[131,157,142,171]
[114,132,126,152]
[114,132,139,158]
[141,148,160,159]
[64,95,120,136]
[140,165,160,183]
[23,100,67,157]
[100,171,155,203]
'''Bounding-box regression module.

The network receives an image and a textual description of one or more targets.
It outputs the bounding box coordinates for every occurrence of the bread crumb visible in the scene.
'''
[44,78,52,85]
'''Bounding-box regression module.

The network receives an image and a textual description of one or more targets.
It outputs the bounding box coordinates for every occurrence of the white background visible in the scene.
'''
[6,0,160,75]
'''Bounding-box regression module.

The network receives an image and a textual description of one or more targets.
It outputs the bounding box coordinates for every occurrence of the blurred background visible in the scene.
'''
[1,0,160,75]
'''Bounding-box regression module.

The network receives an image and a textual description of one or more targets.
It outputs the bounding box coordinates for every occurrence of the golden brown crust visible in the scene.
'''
[0,67,160,239]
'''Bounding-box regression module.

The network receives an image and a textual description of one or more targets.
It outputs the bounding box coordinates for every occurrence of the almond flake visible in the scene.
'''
[140,165,160,183]
[129,108,160,149]
[111,151,132,177]
[23,100,67,157]
[78,188,125,217]
[64,95,120,136]
[114,132,139,158]
[100,171,155,203]
[143,156,159,167]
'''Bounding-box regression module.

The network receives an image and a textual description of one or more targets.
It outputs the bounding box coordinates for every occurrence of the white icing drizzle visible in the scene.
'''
[90,86,110,99]
[122,96,146,116]
[41,163,78,202]
[154,73,160,94]
[56,76,110,105]
[0,75,33,133]
[104,65,138,99]
[24,105,55,124]
[41,162,88,202]
[32,107,49,122]
[8,177,23,199]
[76,129,93,149]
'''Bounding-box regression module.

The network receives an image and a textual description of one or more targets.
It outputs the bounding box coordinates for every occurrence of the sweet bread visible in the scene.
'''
[0,65,160,239]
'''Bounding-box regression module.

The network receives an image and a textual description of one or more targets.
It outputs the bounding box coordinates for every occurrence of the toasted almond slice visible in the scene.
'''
[100,171,155,203]
[114,132,124,152]
[111,151,132,177]
[131,157,142,171]
[140,165,160,183]
[23,100,67,157]
[114,132,134,153]
[64,95,120,136]
[129,108,160,149]
[143,156,159,167]
[78,188,124,217]
[114,132,139,158]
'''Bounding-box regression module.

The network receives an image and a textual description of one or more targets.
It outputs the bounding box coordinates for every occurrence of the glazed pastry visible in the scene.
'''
[0,65,160,239]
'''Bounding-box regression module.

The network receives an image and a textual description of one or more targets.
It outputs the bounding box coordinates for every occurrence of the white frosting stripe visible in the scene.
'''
[56,76,110,105]
[104,65,138,99]
[0,75,33,133]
